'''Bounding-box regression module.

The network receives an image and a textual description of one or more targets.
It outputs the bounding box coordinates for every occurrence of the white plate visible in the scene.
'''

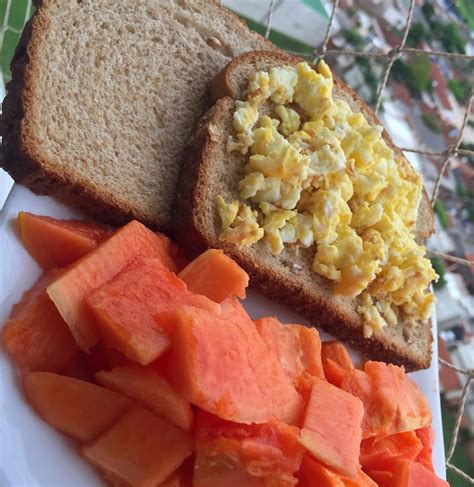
[0,185,446,485]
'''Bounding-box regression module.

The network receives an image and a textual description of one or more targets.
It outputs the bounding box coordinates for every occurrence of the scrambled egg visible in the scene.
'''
[217,60,437,336]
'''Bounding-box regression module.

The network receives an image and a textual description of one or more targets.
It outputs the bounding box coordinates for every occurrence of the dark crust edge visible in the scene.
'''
[174,97,432,372]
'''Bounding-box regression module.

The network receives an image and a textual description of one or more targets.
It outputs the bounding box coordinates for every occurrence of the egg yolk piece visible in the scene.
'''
[217,60,437,336]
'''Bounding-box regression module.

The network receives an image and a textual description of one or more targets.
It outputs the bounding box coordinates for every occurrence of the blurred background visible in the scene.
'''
[1,0,473,485]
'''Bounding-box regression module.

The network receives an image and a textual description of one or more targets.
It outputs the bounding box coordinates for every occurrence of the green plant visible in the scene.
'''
[460,142,474,152]
[457,182,468,199]
[430,256,447,289]
[432,20,466,54]
[407,22,429,47]
[433,200,449,229]
[421,2,435,23]
[391,56,432,96]
[421,112,441,133]
[343,28,364,51]
[448,79,471,104]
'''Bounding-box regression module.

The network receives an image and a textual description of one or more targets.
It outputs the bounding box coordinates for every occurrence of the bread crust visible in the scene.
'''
[174,86,434,371]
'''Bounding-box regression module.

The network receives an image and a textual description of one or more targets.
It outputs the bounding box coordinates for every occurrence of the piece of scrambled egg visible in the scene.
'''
[217,60,437,337]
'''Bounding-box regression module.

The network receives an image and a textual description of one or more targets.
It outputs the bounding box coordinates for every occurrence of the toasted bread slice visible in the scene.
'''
[174,51,435,371]
[0,1,272,232]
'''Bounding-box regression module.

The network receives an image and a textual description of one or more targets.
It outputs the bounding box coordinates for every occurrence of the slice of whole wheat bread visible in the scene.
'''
[174,51,435,371]
[0,0,272,231]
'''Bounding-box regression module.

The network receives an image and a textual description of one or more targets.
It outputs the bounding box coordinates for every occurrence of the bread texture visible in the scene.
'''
[174,51,435,371]
[0,0,272,231]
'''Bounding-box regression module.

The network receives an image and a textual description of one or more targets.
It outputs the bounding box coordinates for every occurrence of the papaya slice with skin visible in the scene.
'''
[23,371,132,442]
[178,249,249,302]
[195,409,304,485]
[299,377,364,478]
[18,212,111,269]
[87,257,219,365]
[170,305,303,425]
[2,269,79,372]
[255,316,325,388]
[47,221,177,351]
[340,362,431,439]
[83,406,192,487]
[96,365,193,432]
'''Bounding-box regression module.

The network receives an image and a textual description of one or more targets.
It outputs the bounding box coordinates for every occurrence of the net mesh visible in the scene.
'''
[1,0,473,483]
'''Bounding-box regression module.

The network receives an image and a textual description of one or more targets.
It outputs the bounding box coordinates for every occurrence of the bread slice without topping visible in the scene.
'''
[0,0,272,231]
[174,51,435,371]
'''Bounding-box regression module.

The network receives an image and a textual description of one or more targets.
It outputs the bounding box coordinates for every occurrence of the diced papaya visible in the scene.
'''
[158,458,193,487]
[388,459,448,487]
[367,471,393,487]
[178,249,249,302]
[83,406,193,487]
[298,456,377,487]
[360,431,422,472]
[340,362,431,439]
[96,365,193,432]
[220,296,253,322]
[170,305,303,425]
[195,410,304,485]
[47,221,177,351]
[321,341,354,387]
[17,212,111,269]
[2,270,79,372]
[87,257,219,365]
[255,317,325,388]
[414,427,435,472]
[23,371,132,442]
[193,453,264,487]
[299,377,363,478]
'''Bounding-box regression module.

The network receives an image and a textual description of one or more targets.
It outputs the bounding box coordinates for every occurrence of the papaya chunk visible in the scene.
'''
[298,456,377,487]
[87,257,219,365]
[195,410,304,485]
[178,249,249,302]
[321,341,354,387]
[47,221,177,351]
[23,371,131,442]
[388,459,448,487]
[340,362,431,439]
[83,406,192,487]
[367,471,393,487]
[414,427,435,472]
[2,269,79,372]
[299,378,363,478]
[255,317,325,388]
[360,431,422,472]
[18,212,111,269]
[96,365,193,432]
[171,305,303,425]
[193,453,264,487]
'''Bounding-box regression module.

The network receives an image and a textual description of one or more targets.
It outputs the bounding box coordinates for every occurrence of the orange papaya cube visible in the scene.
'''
[414,427,435,472]
[23,371,131,442]
[255,317,325,387]
[193,453,264,487]
[171,305,303,425]
[299,377,363,478]
[195,409,304,483]
[341,362,431,439]
[17,212,111,269]
[321,341,354,387]
[96,365,193,432]
[2,270,79,372]
[389,459,449,487]
[158,458,193,487]
[360,431,422,472]
[87,258,219,365]
[47,221,177,351]
[298,456,377,487]
[83,406,192,487]
[178,249,249,302]
[367,471,393,487]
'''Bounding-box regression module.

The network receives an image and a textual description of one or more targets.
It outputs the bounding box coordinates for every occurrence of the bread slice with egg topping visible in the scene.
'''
[174,51,435,371]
